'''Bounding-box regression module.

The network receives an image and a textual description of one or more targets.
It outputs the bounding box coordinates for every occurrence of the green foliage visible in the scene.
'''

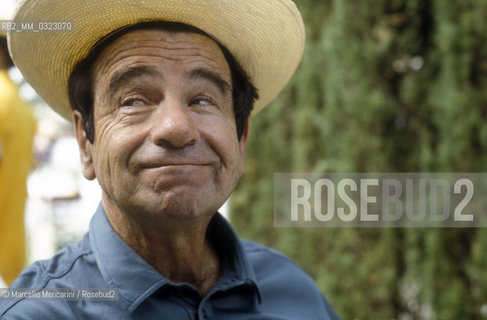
[231,0,487,319]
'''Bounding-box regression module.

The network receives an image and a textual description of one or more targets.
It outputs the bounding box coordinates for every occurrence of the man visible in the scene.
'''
[2,0,339,319]
[0,32,37,287]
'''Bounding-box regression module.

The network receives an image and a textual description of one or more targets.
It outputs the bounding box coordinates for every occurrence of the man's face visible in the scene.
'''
[74,28,248,222]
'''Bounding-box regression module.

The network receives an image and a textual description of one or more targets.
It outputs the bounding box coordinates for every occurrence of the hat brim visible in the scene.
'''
[8,0,304,120]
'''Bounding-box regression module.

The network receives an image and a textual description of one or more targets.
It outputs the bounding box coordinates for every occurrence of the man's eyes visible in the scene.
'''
[190,97,215,107]
[121,97,148,107]
[119,95,217,108]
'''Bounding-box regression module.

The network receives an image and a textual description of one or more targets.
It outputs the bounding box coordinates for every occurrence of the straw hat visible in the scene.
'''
[8,0,305,120]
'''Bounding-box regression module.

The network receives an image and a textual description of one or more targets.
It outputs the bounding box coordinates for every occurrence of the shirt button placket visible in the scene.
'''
[197,307,212,320]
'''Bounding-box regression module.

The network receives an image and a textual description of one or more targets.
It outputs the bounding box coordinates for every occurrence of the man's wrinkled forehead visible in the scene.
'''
[90,23,228,75]
[87,21,220,71]
[88,26,233,105]
[94,27,224,66]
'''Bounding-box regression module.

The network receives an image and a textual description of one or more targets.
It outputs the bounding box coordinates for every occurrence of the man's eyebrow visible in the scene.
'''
[107,65,161,98]
[188,68,231,96]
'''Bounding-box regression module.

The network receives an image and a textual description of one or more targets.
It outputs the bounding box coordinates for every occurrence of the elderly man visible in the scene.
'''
[1,0,339,319]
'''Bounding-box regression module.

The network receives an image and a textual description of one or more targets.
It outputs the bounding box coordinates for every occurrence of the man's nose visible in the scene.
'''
[150,99,199,149]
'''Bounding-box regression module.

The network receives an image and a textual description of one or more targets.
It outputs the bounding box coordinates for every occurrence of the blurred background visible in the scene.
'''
[2,0,487,319]
[0,0,101,286]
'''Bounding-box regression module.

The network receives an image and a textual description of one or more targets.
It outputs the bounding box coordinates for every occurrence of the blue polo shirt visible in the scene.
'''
[0,204,339,319]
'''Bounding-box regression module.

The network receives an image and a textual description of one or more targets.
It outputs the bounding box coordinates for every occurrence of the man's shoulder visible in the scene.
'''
[0,235,97,319]
[241,238,295,257]
[240,239,311,279]
[240,239,340,320]
[241,239,318,285]
[14,235,93,287]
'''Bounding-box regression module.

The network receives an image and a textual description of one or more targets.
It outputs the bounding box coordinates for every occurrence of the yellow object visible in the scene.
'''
[0,71,37,286]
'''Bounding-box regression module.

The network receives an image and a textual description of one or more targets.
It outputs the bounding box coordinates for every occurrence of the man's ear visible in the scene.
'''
[238,118,250,176]
[73,110,96,180]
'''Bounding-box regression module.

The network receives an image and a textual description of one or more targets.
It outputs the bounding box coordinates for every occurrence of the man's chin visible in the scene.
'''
[131,190,216,222]
[142,165,214,190]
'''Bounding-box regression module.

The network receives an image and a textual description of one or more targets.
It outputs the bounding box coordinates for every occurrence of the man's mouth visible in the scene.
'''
[140,162,213,169]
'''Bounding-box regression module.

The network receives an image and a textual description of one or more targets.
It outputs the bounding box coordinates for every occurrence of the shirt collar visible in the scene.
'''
[89,203,262,312]
[89,204,167,312]
[206,212,263,304]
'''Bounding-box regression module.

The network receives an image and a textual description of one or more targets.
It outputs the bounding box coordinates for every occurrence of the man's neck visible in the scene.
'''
[102,197,221,296]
